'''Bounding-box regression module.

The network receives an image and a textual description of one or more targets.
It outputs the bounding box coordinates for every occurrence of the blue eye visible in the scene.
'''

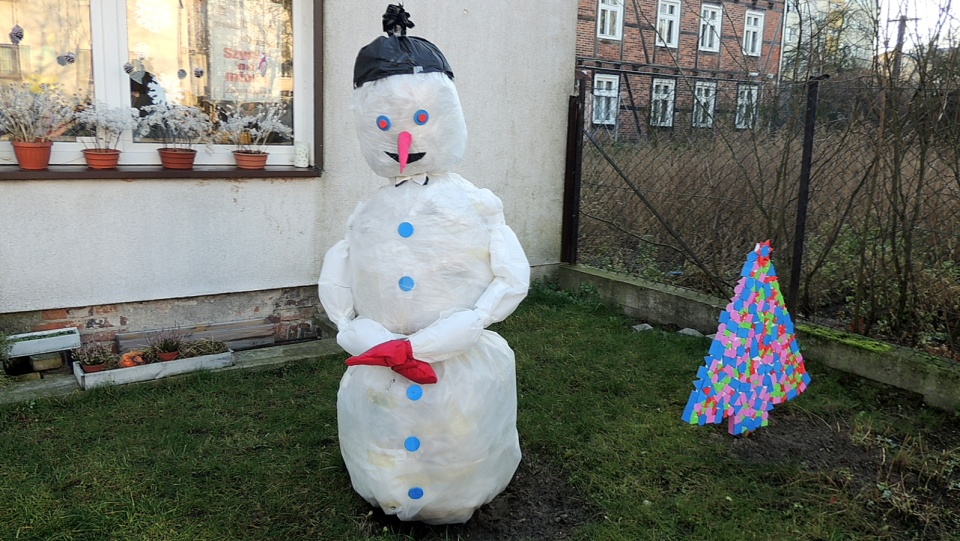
[413,109,429,125]
[376,115,391,131]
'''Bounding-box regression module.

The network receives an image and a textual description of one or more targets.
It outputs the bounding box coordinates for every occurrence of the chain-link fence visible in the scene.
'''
[572,65,960,357]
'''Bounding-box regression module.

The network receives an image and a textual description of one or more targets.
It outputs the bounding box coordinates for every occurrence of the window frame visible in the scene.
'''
[691,81,717,128]
[597,0,624,41]
[656,0,681,49]
[0,0,321,177]
[592,74,620,126]
[743,10,764,57]
[649,77,676,128]
[735,83,759,129]
[698,4,722,53]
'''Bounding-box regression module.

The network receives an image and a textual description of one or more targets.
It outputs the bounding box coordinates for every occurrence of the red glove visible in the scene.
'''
[345,339,438,384]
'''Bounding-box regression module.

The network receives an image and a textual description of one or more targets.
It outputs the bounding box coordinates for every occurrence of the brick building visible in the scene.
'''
[577,0,786,138]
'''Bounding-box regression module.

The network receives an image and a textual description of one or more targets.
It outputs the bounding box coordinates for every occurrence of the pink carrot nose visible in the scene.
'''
[397,131,412,173]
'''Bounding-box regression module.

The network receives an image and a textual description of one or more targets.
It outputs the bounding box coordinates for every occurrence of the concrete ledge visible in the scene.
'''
[559,265,725,333]
[558,264,960,412]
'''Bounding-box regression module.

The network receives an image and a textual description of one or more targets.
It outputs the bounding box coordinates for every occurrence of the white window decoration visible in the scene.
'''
[692,81,717,128]
[699,5,722,52]
[743,11,764,57]
[0,0,314,167]
[656,0,680,48]
[735,84,760,129]
[597,0,624,40]
[650,78,675,128]
[592,74,620,126]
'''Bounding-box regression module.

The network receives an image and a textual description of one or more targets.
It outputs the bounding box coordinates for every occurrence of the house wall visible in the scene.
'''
[0,1,576,343]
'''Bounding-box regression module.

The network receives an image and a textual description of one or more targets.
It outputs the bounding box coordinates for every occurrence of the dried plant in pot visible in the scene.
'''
[138,103,214,169]
[217,102,292,170]
[179,338,229,359]
[146,328,184,362]
[72,342,117,373]
[0,83,76,170]
[74,102,139,169]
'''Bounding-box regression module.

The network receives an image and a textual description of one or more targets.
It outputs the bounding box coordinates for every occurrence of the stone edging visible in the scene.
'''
[558,264,960,412]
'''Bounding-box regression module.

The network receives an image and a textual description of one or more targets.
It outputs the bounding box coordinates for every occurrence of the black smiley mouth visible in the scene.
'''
[385,151,426,164]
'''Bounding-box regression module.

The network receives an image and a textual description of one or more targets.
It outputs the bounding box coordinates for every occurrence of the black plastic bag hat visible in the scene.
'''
[353,4,454,88]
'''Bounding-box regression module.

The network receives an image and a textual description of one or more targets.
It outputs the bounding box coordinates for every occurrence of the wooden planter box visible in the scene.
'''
[8,327,81,357]
[72,351,235,390]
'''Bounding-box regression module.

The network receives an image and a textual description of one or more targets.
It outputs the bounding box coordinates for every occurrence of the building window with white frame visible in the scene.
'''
[592,74,620,126]
[699,4,722,52]
[735,84,759,129]
[692,81,717,128]
[743,11,764,57]
[597,0,624,40]
[656,0,680,48]
[0,0,314,168]
[650,78,675,127]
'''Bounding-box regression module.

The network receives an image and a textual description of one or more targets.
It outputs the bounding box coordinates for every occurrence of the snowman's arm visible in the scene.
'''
[317,240,404,356]
[408,224,530,363]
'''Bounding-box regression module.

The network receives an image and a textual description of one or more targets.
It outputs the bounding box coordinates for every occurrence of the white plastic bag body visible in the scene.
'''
[337,331,520,524]
[319,174,529,524]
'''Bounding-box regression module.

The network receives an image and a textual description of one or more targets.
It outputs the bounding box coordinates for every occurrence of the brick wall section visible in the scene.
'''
[578,0,785,137]
[0,287,323,352]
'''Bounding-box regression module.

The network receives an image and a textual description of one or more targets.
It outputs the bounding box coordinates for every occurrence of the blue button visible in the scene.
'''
[398,222,414,238]
[406,385,422,401]
[404,436,421,452]
[408,487,424,499]
[398,276,415,291]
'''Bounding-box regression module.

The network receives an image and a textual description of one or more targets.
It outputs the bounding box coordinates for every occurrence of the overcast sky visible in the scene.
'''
[879,0,959,48]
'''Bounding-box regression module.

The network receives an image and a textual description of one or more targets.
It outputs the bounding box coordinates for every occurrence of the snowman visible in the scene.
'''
[317,5,530,525]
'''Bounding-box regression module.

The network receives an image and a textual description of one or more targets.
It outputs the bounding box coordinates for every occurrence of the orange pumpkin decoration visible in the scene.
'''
[120,351,145,367]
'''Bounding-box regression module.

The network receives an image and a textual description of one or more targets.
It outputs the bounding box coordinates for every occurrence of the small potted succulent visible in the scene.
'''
[0,83,76,170]
[217,102,292,169]
[72,342,116,373]
[138,103,214,169]
[74,102,140,169]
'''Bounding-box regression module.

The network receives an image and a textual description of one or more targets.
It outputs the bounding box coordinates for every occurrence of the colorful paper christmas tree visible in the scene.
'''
[681,241,811,435]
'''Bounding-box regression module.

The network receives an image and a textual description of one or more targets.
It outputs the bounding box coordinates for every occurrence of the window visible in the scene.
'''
[699,5,722,52]
[735,84,759,129]
[597,0,624,40]
[743,11,764,57]
[650,78,675,128]
[0,0,314,168]
[656,0,680,48]
[592,74,620,125]
[692,81,716,128]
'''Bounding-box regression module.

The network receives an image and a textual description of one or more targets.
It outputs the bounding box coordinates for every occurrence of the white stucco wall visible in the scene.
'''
[0,1,576,313]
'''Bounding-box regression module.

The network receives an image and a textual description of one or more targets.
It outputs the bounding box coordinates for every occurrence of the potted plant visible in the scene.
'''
[72,342,116,373]
[138,103,213,169]
[217,102,292,170]
[74,102,139,169]
[0,83,76,170]
[146,328,183,362]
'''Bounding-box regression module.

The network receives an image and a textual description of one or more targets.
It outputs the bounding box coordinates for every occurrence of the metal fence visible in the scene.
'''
[568,67,960,356]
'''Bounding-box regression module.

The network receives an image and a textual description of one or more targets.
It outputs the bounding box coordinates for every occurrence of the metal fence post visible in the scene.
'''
[561,71,587,265]
[787,75,828,315]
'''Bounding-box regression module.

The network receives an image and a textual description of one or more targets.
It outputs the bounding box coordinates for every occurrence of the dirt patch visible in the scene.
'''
[723,412,960,539]
[360,448,598,540]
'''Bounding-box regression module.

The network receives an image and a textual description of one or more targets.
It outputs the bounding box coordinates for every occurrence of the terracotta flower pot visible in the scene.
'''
[157,351,180,362]
[157,148,197,169]
[82,148,121,170]
[12,140,53,170]
[81,363,107,373]
[233,150,269,170]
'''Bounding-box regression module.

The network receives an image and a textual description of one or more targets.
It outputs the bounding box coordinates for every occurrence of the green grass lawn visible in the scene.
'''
[1,284,958,540]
